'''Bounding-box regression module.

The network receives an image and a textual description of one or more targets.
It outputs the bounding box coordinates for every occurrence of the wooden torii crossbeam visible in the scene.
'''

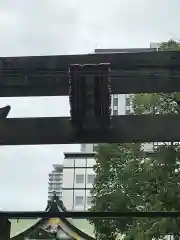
[0,51,180,145]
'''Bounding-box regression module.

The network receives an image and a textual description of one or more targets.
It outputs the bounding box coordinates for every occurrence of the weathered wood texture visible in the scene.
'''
[0,219,11,240]
[0,51,179,70]
[0,51,180,96]
[0,115,180,145]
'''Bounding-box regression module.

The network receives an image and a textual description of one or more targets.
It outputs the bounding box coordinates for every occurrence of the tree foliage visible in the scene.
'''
[89,40,180,240]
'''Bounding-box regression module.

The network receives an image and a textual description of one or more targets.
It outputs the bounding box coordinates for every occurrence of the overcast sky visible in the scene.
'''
[0,0,179,211]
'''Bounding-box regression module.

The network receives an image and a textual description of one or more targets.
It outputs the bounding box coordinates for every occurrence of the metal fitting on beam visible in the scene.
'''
[69,63,111,135]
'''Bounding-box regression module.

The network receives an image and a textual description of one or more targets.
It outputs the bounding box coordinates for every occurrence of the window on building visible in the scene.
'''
[93,144,98,152]
[113,97,118,107]
[54,176,61,181]
[126,97,131,106]
[87,196,93,205]
[76,174,84,184]
[113,109,118,115]
[113,105,118,111]
[126,105,130,111]
[51,183,61,189]
[87,174,95,184]
[126,109,131,115]
[75,196,84,206]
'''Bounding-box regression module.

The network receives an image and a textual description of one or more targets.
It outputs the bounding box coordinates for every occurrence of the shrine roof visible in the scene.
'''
[10,191,95,240]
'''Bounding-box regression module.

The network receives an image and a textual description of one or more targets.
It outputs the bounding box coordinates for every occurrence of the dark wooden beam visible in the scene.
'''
[0,51,179,70]
[0,71,68,97]
[0,52,180,97]
[0,115,180,145]
[1,211,180,218]
[0,69,180,97]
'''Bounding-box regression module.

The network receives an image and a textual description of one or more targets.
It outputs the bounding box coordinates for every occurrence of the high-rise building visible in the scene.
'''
[62,152,95,211]
[48,164,63,201]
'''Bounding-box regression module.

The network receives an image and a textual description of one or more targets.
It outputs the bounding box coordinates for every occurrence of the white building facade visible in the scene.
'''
[48,164,63,201]
[62,152,96,211]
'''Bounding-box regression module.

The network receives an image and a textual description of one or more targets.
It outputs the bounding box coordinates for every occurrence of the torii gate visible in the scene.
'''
[0,51,180,239]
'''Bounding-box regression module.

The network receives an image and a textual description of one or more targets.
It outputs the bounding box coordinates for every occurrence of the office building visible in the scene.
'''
[48,164,63,201]
[62,152,95,211]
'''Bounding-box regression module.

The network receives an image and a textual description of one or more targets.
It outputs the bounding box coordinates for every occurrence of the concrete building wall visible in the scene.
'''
[62,153,96,211]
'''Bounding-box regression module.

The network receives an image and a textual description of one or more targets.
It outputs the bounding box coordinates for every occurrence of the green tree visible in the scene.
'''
[131,39,180,239]
[160,39,180,51]
[89,143,145,240]
[89,39,180,240]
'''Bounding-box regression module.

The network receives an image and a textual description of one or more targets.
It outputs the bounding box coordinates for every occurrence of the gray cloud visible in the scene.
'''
[0,0,179,210]
[1,0,180,56]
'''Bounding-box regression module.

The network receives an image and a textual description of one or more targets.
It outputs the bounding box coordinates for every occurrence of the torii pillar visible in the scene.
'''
[0,218,11,240]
